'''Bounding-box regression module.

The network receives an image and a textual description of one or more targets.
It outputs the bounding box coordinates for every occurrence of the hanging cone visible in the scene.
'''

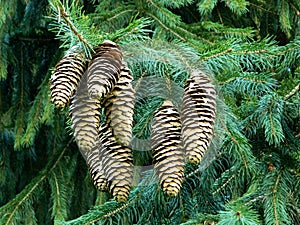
[181,70,216,165]
[50,45,87,108]
[99,123,133,203]
[103,66,135,146]
[151,100,185,197]
[87,40,123,100]
[69,73,100,155]
[69,73,107,190]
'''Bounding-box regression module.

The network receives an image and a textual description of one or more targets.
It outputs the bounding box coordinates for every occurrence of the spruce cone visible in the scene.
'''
[50,45,87,108]
[69,73,101,156]
[103,66,135,146]
[70,73,108,190]
[99,123,133,203]
[87,40,123,100]
[181,70,216,165]
[151,100,185,197]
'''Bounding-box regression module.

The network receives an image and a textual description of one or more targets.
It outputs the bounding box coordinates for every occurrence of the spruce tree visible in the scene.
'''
[0,0,299,224]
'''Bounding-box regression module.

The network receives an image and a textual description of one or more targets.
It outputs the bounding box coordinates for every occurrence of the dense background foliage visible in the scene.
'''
[0,0,299,224]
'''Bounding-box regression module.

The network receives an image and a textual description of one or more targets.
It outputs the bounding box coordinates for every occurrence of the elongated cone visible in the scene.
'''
[103,66,135,146]
[99,123,133,203]
[70,73,107,190]
[50,45,87,108]
[70,73,100,155]
[181,70,216,164]
[151,100,185,197]
[87,40,123,100]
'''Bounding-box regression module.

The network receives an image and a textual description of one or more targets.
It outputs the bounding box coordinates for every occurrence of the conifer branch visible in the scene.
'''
[0,0,17,79]
[220,72,277,96]
[0,140,71,224]
[200,48,233,62]
[168,47,194,72]
[20,99,42,146]
[3,180,40,225]
[146,0,180,26]
[13,47,25,150]
[93,8,136,24]
[185,154,218,179]
[89,201,132,224]
[52,172,60,203]
[235,49,269,55]
[249,2,277,14]
[212,173,235,196]
[145,12,186,41]
[272,170,283,225]
[0,42,8,79]
[21,77,50,147]
[284,83,300,99]
[56,5,93,51]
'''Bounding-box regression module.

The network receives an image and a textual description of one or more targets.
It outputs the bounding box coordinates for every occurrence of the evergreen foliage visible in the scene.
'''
[0,0,299,224]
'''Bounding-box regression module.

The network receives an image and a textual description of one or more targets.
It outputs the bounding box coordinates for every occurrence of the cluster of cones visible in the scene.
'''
[50,40,216,202]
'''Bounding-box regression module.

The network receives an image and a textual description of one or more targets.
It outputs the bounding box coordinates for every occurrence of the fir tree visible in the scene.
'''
[0,0,299,224]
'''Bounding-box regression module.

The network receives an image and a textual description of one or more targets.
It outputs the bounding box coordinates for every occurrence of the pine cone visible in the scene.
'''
[87,40,123,100]
[69,73,100,156]
[50,45,87,108]
[99,123,133,203]
[181,70,216,165]
[103,66,135,146]
[151,100,185,197]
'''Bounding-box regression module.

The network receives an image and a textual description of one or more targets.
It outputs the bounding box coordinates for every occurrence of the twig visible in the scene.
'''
[58,6,93,51]
[200,48,233,62]
[284,83,300,100]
